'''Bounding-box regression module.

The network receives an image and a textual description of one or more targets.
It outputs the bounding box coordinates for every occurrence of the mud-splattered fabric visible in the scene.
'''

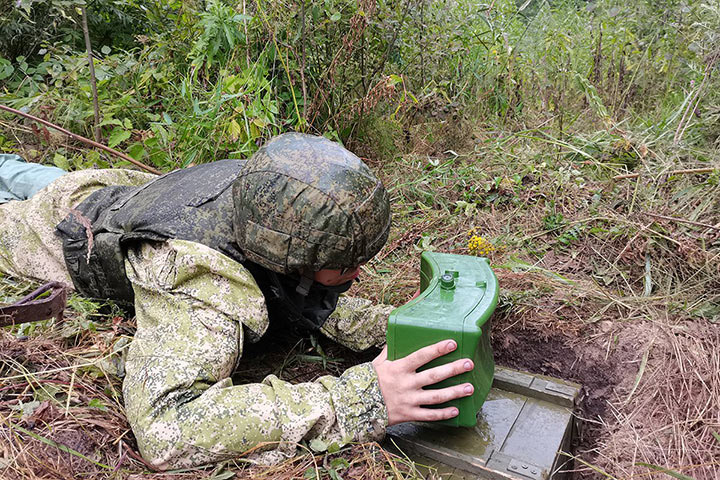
[0,169,154,285]
[122,240,388,469]
[0,168,391,470]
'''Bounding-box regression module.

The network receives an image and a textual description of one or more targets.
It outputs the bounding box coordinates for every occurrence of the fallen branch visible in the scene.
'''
[613,167,716,180]
[0,104,161,175]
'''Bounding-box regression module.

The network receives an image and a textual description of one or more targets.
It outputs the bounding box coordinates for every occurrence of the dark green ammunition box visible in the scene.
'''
[386,251,498,427]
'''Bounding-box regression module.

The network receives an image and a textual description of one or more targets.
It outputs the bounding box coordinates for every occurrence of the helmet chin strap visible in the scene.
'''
[296,269,315,296]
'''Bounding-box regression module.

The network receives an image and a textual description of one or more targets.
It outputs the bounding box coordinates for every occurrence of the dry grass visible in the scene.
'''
[592,321,720,480]
[0,324,142,479]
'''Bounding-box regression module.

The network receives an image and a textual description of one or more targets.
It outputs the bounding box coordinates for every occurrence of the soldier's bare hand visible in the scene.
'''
[371,340,474,426]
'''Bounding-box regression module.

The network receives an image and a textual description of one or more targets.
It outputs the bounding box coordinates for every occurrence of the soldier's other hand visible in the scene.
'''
[371,340,474,426]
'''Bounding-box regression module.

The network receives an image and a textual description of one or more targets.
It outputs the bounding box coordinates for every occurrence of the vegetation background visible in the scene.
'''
[1,0,718,479]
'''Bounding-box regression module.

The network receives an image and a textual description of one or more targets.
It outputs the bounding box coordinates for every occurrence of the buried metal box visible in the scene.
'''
[385,368,582,480]
[386,251,498,427]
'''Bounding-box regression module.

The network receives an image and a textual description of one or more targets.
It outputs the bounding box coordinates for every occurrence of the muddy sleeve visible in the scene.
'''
[320,296,394,351]
[121,239,388,470]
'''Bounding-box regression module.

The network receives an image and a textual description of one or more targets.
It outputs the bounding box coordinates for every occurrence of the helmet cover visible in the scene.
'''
[233,133,391,274]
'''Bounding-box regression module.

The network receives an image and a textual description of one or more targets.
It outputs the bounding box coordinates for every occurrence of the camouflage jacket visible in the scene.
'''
[0,169,392,469]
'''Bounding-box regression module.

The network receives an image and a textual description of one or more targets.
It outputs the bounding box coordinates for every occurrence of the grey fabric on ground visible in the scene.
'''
[0,154,66,203]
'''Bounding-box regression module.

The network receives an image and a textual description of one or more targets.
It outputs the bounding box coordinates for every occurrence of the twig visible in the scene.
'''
[120,441,158,470]
[81,7,101,143]
[348,0,414,94]
[254,2,303,130]
[613,167,716,180]
[299,0,308,121]
[521,216,615,242]
[242,0,250,68]
[645,212,720,232]
[0,104,161,175]
[68,208,95,262]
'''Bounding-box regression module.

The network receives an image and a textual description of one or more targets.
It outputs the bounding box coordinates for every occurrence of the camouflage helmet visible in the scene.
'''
[233,133,391,275]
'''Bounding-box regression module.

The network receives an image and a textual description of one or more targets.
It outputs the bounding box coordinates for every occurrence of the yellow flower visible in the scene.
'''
[467,229,495,257]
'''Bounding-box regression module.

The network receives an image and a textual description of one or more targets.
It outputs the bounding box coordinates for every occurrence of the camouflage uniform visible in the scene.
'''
[0,168,154,284]
[0,169,393,469]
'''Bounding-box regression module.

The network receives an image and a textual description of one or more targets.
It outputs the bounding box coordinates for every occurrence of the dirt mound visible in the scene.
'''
[490,270,720,479]
[597,321,720,480]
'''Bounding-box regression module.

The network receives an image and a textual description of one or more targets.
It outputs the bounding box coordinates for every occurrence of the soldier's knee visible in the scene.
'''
[132,415,226,469]
[132,419,184,470]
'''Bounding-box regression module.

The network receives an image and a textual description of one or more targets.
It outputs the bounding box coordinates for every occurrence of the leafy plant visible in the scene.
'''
[190,0,251,69]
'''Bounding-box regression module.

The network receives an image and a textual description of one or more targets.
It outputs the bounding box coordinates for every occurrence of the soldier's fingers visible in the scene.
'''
[414,359,474,388]
[416,383,474,406]
[408,405,460,422]
[402,340,456,372]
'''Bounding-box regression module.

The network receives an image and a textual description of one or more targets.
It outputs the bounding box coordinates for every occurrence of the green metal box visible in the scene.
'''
[385,368,582,479]
[386,251,498,427]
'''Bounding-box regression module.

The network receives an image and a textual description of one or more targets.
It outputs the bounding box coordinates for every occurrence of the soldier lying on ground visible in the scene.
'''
[0,134,476,469]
